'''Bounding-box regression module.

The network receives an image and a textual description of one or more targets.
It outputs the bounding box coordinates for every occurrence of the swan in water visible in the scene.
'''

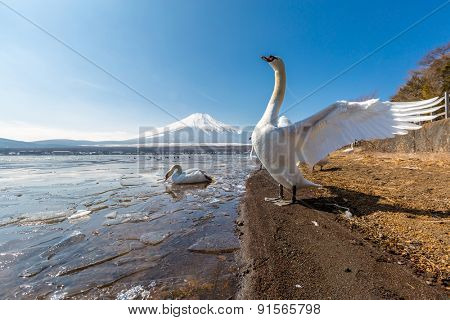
[164,165,212,184]
[252,55,442,204]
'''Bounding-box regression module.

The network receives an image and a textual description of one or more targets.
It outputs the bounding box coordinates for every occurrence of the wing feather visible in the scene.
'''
[282,98,441,166]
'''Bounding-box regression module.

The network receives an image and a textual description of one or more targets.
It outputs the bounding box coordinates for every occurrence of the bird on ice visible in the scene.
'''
[164,165,212,184]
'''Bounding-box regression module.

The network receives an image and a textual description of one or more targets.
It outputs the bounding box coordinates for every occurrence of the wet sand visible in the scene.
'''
[237,152,449,299]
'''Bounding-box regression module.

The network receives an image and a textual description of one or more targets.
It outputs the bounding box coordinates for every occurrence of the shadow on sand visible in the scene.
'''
[302,185,448,218]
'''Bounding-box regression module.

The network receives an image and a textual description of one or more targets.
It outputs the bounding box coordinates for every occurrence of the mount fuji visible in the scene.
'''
[135,113,252,145]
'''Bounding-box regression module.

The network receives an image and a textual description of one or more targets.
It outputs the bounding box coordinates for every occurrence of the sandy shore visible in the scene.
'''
[237,151,448,299]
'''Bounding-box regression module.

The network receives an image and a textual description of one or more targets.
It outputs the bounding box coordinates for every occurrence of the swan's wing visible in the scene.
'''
[282,97,442,166]
[277,115,292,128]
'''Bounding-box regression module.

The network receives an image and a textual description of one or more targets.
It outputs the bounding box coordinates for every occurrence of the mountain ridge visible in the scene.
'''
[0,113,252,148]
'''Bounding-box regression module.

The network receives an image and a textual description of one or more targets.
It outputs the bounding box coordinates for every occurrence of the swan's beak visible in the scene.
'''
[261,55,277,63]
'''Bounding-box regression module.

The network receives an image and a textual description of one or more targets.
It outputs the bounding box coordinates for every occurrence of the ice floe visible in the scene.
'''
[40,231,86,260]
[68,210,92,220]
[188,233,239,254]
[139,231,171,245]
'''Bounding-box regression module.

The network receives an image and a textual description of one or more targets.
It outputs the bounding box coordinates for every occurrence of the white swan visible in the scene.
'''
[250,115,292,170]
[164,165,212,184]
[343,141,355,153]
[278,114,330,171]
[252,55,442,204]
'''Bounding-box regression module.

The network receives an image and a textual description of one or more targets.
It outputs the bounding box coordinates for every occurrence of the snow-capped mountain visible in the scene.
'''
[138,113,252,145]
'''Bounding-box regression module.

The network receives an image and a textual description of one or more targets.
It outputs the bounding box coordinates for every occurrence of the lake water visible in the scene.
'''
[0,154,255,299]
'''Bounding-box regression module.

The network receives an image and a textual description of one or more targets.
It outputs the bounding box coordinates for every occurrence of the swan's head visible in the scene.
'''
[164,164,182,181]
[261,55,284,71]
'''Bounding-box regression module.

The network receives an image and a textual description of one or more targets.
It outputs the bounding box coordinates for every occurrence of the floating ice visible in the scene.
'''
[139,231,171,245]
[102,212,162,226]
[19,261,50,278]
[68,210,92,220]
[20,211,67,225]
[40,231,86,260]
[0,217,24,227]
[120,175,144,187]
[188,233,239,254]
[104,211,117,219]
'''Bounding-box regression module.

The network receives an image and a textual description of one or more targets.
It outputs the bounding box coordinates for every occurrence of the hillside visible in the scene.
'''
[392,43,449,107]
[0,138,37,148]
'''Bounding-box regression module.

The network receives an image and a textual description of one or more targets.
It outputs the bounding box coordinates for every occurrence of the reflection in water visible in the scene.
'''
[0,154,254,299]
[165,183,211,200]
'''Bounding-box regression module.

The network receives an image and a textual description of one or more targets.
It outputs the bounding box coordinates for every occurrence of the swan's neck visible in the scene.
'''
[173,165,182,175]
[167,165,182,179]
[261,64,286,125]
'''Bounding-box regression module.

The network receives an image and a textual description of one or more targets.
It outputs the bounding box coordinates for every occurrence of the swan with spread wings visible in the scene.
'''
[252,55,443,204]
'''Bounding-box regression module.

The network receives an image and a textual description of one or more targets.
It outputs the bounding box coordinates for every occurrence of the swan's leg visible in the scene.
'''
[259,164,263,170]
[264,184,285,203]
[291,185,297,204]
[320,165,323,171]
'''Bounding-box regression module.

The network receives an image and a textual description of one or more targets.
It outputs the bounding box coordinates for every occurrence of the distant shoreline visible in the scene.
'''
[0,145,252,156]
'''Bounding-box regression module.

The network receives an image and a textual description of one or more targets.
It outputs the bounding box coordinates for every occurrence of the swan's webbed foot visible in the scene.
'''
[265,185,297,206]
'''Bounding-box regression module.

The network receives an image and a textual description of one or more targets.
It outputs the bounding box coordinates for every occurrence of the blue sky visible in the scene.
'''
[0,0,449,141]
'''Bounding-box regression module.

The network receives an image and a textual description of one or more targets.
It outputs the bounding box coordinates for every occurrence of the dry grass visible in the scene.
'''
[302,150,449,288]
